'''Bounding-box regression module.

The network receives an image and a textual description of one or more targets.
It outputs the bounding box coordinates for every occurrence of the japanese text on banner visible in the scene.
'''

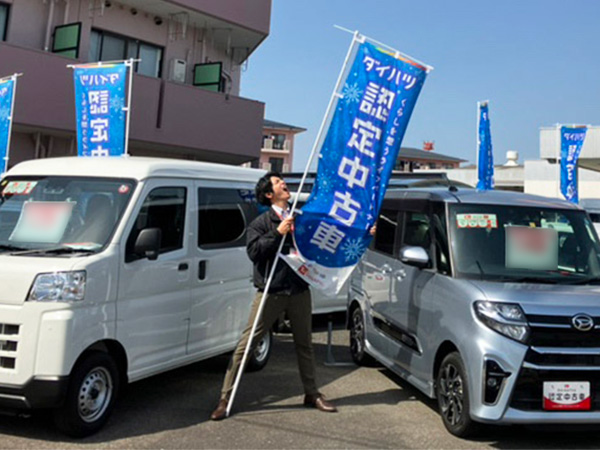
[73,64,127,157]
[282,40,429,293]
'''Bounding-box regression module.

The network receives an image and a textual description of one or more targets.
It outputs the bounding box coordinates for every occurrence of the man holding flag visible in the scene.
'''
[210,171,337,420]
[212,30,430,420]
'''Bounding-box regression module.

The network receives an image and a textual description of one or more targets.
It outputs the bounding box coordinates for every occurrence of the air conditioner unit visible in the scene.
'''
[169,59,187,83]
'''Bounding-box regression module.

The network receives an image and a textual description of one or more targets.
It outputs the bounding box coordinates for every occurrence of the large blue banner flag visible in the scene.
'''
[74,64,127,157]
[560,126,587,203]
[476,101,494,190]
[0,77,15,175]
[282,40,429,293]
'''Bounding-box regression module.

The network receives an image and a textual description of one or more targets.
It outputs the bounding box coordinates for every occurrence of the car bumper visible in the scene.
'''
[0,377,69,411]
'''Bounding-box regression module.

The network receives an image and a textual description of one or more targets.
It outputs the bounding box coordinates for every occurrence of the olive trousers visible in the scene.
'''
[220,289,319,400]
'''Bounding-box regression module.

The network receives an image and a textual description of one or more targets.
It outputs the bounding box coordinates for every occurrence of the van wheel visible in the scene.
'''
[436,352,478,437]
[54,352,120,438]
[349,306,375,366]
[247,331,272,372]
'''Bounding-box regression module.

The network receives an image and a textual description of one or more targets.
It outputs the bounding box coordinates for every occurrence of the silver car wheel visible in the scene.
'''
[350,308,365,358]
[254,333,270,363]
[77,366,113,423]
[439,363,464,426]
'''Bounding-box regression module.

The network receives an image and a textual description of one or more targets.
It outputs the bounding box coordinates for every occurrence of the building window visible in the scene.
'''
[429,163,437,169]
[52,22,82,59]
[272,134,286,150]
[269,157,284,173]
[0,3,8,41]
[193,62,224,92]
[89,29,163,78]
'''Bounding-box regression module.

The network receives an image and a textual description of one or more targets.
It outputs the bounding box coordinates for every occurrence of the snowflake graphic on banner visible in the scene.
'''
[0,107,10,122]
[342,237,366,262]
[295,224,306,236]
[110,96,125,114]
[342,82,362,104]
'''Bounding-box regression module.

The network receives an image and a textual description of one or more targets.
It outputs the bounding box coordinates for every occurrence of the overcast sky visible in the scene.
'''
[241,0,600,171]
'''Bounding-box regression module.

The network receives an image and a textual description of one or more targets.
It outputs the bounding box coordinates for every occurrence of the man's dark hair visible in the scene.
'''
[255,171,283,206]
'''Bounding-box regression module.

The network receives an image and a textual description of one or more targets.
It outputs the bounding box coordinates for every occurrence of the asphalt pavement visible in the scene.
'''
[1,315,600,449]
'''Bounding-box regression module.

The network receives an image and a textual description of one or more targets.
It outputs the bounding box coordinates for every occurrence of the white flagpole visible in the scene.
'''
[225,30,362,418]
[3,73,22,172]
[476,101,480,186]
[123,58,135,157]
[556,123,561,199]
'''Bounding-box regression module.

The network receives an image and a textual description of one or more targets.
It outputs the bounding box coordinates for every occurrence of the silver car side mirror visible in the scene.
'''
[400,246,430,268]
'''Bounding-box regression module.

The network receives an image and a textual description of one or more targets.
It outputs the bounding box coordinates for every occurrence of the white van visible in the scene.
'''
[0,156,272,436]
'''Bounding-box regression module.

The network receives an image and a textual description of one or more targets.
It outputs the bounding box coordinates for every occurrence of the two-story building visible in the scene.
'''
[258,118,305,172]
[0,0,271,167]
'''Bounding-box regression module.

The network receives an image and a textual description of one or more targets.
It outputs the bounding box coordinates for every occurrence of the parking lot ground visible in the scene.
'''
[1,315,600,449]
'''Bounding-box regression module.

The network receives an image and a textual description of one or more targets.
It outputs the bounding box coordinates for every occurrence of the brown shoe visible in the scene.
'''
[304,394,338,413]
[210,399,229,421]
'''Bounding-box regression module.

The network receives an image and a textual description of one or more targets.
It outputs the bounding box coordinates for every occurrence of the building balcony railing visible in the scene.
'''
[2,42,264,164]
[262,138,291,152]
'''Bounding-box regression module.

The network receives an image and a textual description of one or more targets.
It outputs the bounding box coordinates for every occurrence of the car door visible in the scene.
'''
[117,179,192,376]
[360,207,403,358]
[186,182,258,357]
[387,199,438,373]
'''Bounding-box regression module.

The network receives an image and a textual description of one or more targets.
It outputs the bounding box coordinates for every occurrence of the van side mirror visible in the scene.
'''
[134,228,161,261]
[400,246,430,268]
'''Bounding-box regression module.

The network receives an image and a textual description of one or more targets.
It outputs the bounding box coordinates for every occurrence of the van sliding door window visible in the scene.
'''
[198,188,258,249]
[126,187,186,261]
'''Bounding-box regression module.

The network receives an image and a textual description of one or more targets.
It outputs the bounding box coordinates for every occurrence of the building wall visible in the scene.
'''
[0,0,270,167]
[259,127,297,172]
[524,159,600,200]
[540,126,600,161]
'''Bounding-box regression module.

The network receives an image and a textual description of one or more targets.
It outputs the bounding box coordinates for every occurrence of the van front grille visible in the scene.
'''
[526,314,600,347]
[0,323,19,370]
[0,324,19,336]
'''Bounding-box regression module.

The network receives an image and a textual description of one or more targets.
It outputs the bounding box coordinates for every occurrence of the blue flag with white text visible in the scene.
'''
[476,102,494,190]
[0,78,15,175]
[560,126,587,204]
[282,40,429,293]
[74,64,127,157]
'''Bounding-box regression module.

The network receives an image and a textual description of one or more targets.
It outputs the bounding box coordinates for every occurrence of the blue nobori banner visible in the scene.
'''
[73,64,128,157]
[282,39,429,293]
[0,77,16,175]
[476,101,494,190]
[560,125,587,204]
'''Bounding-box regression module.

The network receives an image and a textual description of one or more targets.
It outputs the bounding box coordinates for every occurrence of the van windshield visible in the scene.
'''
[449,204,600,284]
[0,176,136,253]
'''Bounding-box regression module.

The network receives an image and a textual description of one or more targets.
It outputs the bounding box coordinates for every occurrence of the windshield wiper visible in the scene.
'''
[0,244,27,252]
[15,246,98,256]
[497,276,559,284]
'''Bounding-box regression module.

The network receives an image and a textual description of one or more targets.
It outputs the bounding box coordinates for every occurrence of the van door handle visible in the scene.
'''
[178,263,189,271]
[381,264,392,274]
[198,260,207,280]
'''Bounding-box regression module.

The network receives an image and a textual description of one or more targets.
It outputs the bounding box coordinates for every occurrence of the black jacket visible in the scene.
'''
[247,208,308,295]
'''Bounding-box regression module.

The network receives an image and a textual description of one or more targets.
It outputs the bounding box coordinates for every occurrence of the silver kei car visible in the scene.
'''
[349,187,600,437]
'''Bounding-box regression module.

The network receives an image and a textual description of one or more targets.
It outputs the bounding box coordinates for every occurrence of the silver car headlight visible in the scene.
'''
[474,301,529,343]
[27,271,86,302]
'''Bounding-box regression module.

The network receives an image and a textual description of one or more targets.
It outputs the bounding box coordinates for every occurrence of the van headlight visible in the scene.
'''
[27,271,86,302]
[474,301,529,343]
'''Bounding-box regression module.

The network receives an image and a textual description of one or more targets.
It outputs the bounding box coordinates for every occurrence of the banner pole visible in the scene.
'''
[556,124,561,199]
[476,101,480,188]
[123,58,135,157]
[225,31,361,418]
[4,74,19,172]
